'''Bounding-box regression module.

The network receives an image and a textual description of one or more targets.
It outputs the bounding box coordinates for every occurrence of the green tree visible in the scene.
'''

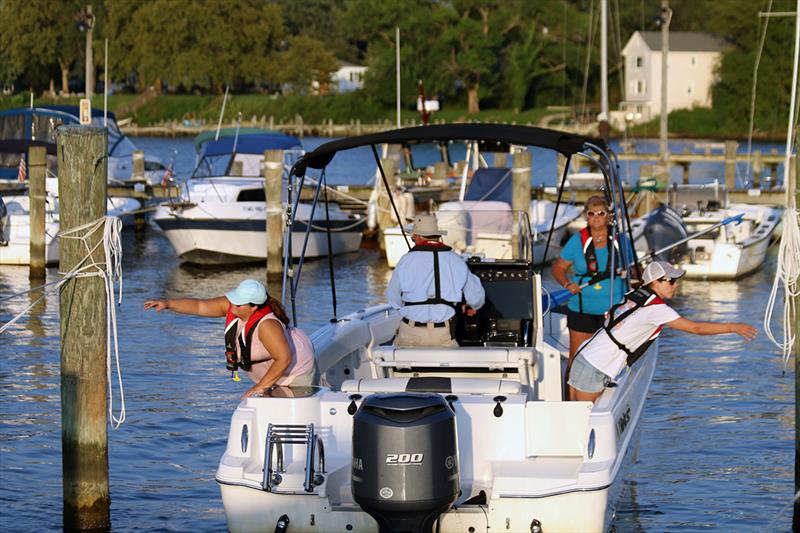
[275,35,339,95]
[106,0,284,93]
[0,0,84,94]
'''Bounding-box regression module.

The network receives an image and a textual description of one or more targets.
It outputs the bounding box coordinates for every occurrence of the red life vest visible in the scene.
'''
[224,304,273,371]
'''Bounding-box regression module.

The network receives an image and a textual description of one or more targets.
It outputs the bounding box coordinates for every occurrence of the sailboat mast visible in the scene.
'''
[396,27,401,128]
[599,0,609,142]
[659,0,672,168]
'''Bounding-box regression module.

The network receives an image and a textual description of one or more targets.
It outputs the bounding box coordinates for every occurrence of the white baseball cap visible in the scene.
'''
[642,261,686,285]
[225,279,268,305]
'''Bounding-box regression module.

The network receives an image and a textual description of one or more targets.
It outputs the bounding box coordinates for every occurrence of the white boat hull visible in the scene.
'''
[216,296,657,533]
[153,202,363,264]
[632,202,780,280]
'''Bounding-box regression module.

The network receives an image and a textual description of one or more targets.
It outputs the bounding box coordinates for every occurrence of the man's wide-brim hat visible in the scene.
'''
[642,261,686,285]
[406,214,447,237]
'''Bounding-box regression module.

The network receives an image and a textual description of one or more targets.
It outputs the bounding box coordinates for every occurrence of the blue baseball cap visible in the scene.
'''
[225,279,268,306]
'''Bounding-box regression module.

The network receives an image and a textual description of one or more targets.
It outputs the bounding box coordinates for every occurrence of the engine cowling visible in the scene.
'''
[352,393,459,533]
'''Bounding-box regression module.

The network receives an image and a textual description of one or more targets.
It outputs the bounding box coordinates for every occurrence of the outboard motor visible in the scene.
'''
[643,204,689,262]
[352,393,459,533]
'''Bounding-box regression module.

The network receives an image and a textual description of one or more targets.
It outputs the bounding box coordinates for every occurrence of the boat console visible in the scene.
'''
[458,257,535,347]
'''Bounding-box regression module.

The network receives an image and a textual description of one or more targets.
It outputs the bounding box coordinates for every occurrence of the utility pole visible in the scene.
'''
[659,0,672,171]
[79,5,96,99]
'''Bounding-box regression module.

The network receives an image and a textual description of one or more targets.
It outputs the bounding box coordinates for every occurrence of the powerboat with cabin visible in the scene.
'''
[153,132,364,264]
[0,105,168,184]
[215,124,654,532]
[384,164,582,268]
[0,139,139,266]
[631,182,781,280]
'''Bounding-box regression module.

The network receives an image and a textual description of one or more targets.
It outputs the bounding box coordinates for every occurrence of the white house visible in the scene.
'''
[332,61,368,93]
[620,31,727,123]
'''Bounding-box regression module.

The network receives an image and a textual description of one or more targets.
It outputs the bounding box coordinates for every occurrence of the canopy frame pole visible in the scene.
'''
[370,144,411,249]
[540,154,573,273]
[321,169,338,321]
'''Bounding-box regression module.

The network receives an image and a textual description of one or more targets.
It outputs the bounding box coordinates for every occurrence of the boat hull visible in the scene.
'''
[153,203,364,264]
[218,483,609,533]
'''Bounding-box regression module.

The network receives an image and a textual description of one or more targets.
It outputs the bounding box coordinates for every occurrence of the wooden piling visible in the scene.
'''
[752,150,762,188]
[57,125,110,530]
[264,150,284,281]
[680,163,690,185]
[28,146,47,278]
[132,150,146,231]
[556,154,568,185]
[512,150,532,259]
[494,152,508,168]
[724,140,738,190]
[431,162,448,187]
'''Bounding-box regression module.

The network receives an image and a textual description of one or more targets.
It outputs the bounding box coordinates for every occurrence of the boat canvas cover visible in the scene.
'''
[194,128,286,152]
[291,123,605,175]
[464,167,512,204]
[200,133,303,157]
[0,139,57,180]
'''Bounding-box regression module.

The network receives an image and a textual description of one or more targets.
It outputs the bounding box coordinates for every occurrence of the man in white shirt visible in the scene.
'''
[387,214,485,347]
[568,261,757,402]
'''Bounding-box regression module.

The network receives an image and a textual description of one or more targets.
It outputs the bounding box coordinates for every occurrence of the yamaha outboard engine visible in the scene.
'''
[643,204,689,262]
[352,393,459,533]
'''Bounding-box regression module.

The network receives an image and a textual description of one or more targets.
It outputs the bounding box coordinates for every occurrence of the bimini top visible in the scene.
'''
[201,132,303,157]
[41,105,118,122]
[290,123,605,176]
[194,128,285,152]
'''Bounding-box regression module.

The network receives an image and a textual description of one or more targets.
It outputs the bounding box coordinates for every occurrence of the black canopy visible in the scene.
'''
[290,123,605,176]
[0,139,57,155]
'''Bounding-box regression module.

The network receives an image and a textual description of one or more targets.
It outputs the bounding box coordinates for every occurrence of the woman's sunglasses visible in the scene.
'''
[586,210,608,217]
[660,278,677,285]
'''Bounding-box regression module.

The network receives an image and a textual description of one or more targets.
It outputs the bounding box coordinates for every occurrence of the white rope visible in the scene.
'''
[59,216,126,428]
[0,216,127,429]
[763,205,799,369]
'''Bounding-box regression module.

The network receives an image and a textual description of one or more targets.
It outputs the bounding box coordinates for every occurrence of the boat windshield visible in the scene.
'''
[434,207,532,262]
[192,149,304,179]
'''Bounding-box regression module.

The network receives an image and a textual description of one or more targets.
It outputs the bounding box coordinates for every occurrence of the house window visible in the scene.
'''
[687,80,694,94]
[691,56,697,66]
[634,80,646,95]
[635,56,644,69]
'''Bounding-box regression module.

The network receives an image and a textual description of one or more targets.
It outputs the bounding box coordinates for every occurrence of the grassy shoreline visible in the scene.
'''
[0,93,788,142]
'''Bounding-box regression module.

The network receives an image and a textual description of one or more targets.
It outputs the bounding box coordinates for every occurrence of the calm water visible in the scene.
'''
[0,136,794,532]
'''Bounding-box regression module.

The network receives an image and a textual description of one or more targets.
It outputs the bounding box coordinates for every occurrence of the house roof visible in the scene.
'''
[637,31,728,52]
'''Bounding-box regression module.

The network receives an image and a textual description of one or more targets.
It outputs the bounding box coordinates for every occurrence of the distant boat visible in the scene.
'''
[153,132,364,265]
[631,184,781,280]
[0,139,140,266]
[0,106,168,184]
[384,167,582,267]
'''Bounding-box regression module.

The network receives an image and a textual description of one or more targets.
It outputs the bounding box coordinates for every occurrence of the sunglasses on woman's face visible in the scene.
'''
[586,210,608,217]
[661,278,677,285]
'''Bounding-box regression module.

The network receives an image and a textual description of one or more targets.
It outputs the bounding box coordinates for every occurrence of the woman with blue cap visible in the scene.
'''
[144,279,315,397]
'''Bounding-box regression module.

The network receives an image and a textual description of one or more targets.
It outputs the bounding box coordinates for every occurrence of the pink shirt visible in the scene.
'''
[236,313,315,385]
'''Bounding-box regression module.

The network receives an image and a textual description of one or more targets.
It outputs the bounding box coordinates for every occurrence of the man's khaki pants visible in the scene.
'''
[395,320,458,347]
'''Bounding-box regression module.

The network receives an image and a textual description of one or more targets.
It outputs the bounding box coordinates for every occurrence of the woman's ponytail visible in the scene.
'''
[266,295,290,326]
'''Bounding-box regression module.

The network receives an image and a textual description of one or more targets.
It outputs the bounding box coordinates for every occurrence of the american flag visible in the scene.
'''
[17,157,26,182]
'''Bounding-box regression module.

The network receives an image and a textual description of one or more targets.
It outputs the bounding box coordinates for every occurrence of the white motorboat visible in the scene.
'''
[215,124,652,533]
[384,167,582,267]
[153,132,364,265]
[631,184,781,280]
[0,106,168,184]
[0,140,140,266]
